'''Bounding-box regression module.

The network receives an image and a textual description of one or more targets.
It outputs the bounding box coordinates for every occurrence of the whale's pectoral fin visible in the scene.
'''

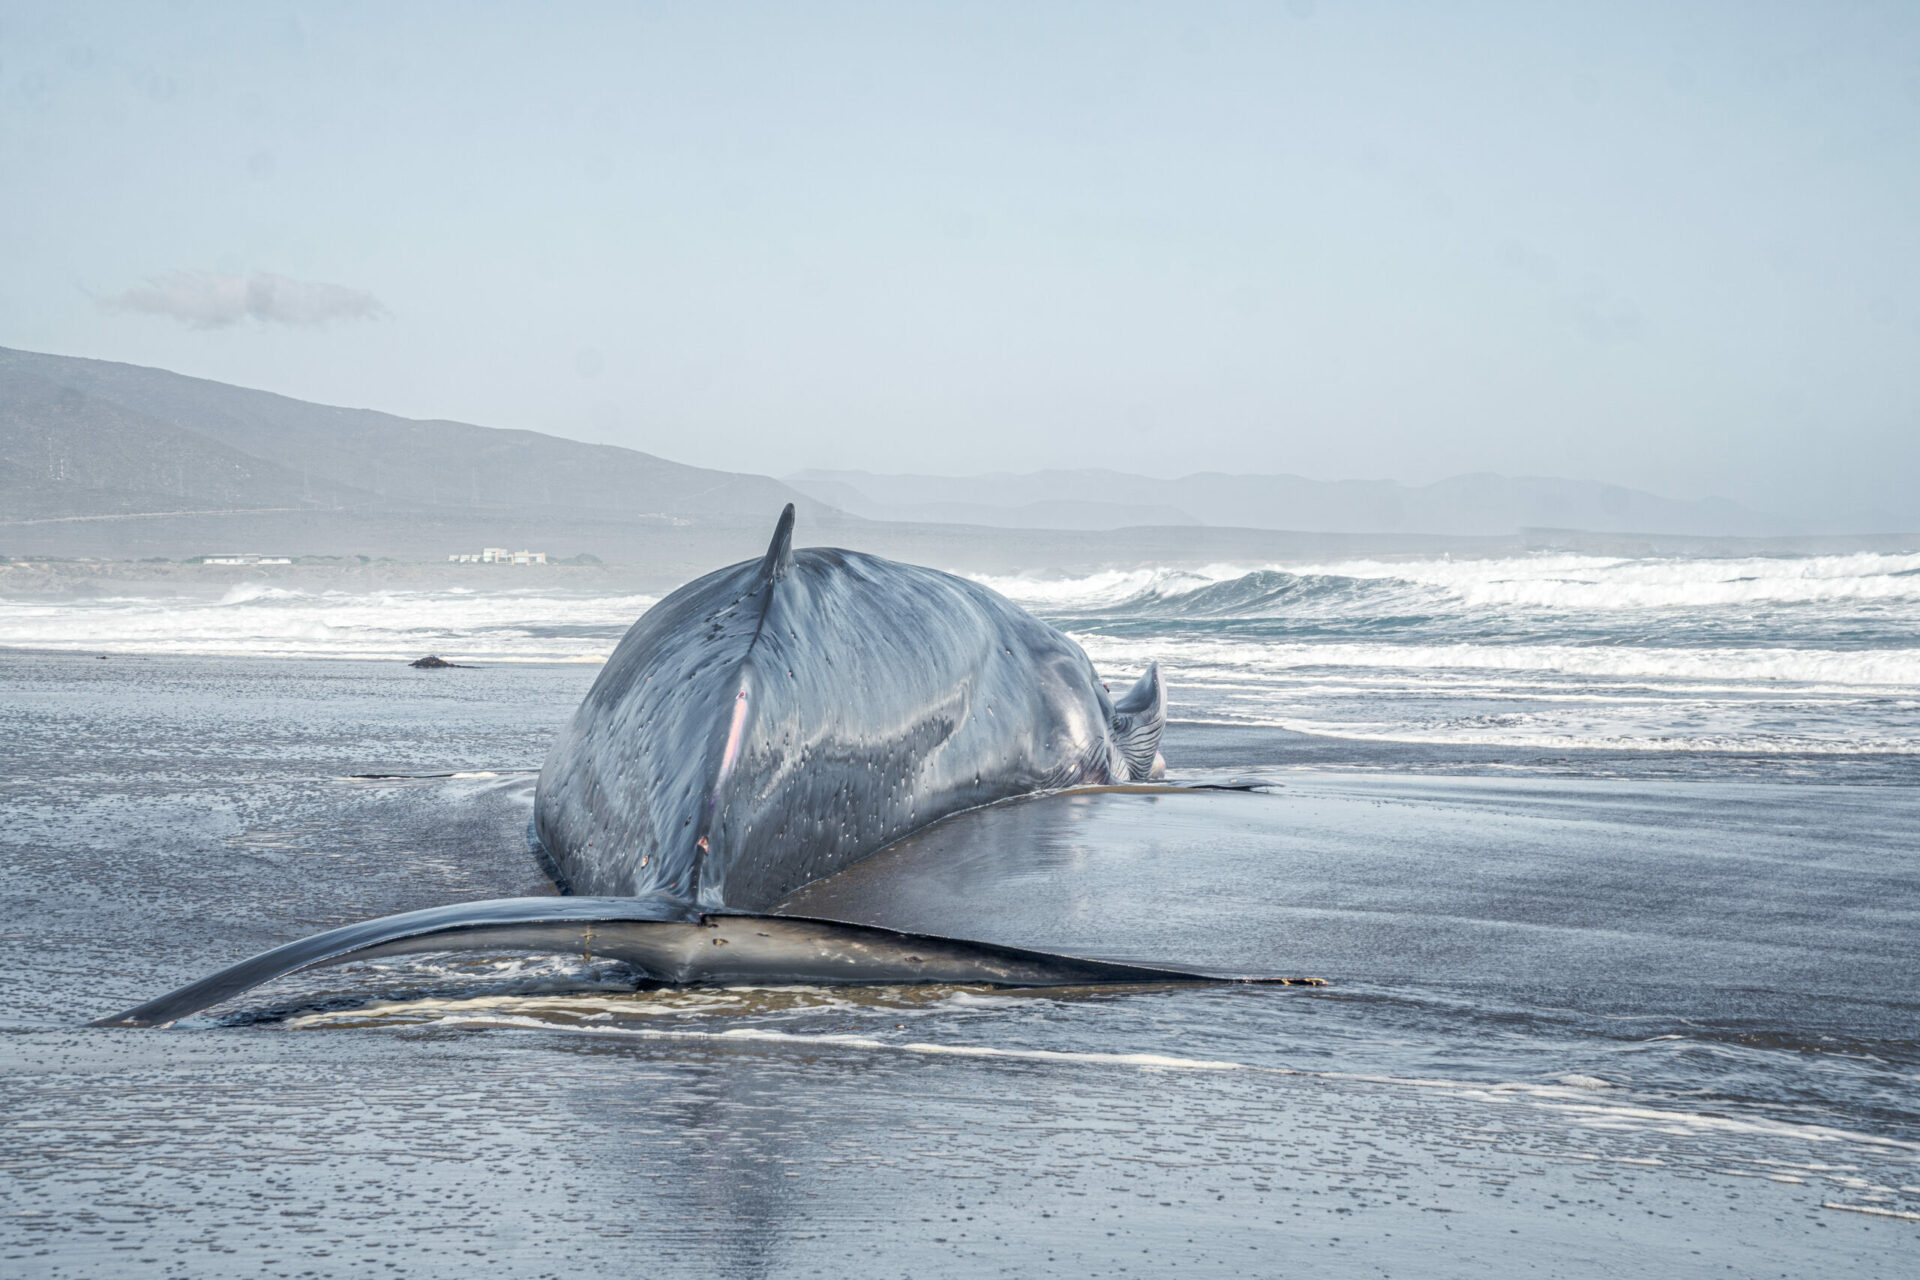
[1109,660,1167,781]
[92,895,1229,1028]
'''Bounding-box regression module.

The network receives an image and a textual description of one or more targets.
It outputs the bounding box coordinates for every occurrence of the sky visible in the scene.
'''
[3,2,1918,529]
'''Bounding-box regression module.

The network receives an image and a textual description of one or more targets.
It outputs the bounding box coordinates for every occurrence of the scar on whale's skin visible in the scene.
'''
[717,687,750,792]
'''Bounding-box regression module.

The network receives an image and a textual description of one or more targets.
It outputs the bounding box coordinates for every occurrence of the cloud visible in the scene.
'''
[102,270,388,329]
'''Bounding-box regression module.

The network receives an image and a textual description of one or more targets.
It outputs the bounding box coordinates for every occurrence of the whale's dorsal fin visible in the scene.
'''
[759,503,796,583]
[1110,661,1166,781]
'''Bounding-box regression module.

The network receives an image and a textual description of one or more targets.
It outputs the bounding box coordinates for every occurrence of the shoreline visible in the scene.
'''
[8,528,1920,602]
[8,523,1918,590]
[0,556,687,599]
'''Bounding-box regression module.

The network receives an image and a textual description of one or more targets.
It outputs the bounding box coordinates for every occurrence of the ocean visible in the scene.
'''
[12,549,1920,756]
[2,548,1916,1275]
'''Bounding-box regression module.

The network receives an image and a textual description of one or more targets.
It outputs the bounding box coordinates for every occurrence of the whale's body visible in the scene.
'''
[97,507,1208,1029]
[535,505,1165,914]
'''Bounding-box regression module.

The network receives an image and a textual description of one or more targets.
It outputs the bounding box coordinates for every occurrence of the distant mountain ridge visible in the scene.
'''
[0,346,836,533]
[0,345,1803,566]
[785,468,1791,537]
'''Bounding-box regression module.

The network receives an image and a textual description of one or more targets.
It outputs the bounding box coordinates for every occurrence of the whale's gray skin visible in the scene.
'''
[95,507,1202,1028]
[534,503,1167,914]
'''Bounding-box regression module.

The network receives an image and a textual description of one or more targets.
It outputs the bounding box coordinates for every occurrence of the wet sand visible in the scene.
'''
[3,650,1915,1277]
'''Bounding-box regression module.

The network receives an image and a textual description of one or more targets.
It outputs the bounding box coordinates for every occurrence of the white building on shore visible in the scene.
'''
[200,553,293,565]
[448,547,546,565]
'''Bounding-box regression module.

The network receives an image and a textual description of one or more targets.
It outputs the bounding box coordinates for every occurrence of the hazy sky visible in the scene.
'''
[4,2,1918,526]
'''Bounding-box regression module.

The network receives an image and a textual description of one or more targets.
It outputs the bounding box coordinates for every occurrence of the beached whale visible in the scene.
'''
[98,507,1222,1028]
[533,503,1168,910]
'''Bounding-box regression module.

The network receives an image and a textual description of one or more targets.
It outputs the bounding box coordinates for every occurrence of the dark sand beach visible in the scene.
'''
[4,650,1915,1277]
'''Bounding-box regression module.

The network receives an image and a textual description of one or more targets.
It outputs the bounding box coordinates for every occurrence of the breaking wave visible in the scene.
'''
[1071,634,1920,689]
[976,551,1920,620]
[0,587,654,663]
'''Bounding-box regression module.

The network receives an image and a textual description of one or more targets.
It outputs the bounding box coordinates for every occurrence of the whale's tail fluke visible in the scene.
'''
[92,896,686,1028]
[1110,661,1167,781]
[90,894,1229,1028]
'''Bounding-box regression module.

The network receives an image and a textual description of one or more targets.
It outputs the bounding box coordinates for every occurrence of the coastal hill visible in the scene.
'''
[2,345,1839,572]
[786,468,1790,538]
[0,345,844,563]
